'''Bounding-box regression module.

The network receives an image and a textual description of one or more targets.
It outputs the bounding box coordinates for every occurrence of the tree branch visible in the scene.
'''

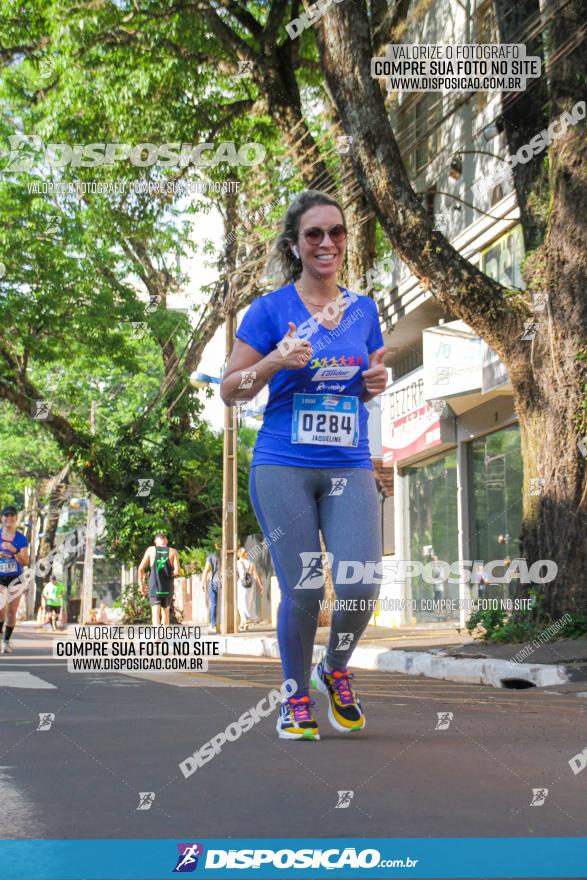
[215,0,264,40]
[200,2,260,62]
[0,347,115,499]
[370,0,411,55]
[265,0,291,40]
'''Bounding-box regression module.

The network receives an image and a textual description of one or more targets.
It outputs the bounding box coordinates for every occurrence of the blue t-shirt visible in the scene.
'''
[0,528,28,577]
[235,283,385,469]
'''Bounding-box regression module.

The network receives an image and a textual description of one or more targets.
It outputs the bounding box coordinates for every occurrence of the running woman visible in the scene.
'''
[0,505,30,654]
[138,533,181,626]
[220,190,388,740]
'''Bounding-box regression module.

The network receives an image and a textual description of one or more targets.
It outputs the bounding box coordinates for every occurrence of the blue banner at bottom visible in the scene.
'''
[1,838,586,879]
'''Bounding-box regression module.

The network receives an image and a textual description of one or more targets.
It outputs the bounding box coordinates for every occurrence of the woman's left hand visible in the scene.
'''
[362,347,388,396]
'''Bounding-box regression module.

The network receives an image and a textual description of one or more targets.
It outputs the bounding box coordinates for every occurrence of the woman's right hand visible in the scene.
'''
[271,322,312,370]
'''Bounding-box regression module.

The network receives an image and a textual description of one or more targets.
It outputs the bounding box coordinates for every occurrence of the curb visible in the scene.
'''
[215,635,570,689]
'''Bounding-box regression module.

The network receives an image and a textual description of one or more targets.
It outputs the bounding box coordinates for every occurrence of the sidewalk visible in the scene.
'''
[211,621,587,690]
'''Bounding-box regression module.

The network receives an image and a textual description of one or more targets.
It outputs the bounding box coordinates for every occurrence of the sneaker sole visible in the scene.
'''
[275,716,320,740]
[311,663,366,734]
[277,730,321,740]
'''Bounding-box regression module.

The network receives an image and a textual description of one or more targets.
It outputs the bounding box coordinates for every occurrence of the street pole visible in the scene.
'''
[220,311,238,634]
[80,401,96,624]
[25,486,39,619]
[219,181,239,636]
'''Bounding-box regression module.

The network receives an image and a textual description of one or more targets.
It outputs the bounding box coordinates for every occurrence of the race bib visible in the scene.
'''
[291,394,359,447]
[0,560,18,574]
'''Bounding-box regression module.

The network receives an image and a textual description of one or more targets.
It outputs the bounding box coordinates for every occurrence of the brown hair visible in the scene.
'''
[269,190,346,283]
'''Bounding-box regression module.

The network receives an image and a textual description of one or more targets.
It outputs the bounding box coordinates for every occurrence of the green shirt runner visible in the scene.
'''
[43,580,65,607]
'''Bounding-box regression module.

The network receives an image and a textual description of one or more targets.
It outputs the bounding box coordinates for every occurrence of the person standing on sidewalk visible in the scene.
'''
[430,555,447,620]
[236,546,264,631]
[138,533,181,626]
[201,543,221,633]
[0,505,30,654]
[220,190,388,741]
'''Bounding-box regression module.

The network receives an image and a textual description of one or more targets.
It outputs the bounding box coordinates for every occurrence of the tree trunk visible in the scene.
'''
[512,0,587,615]
[343,192,376,288]
[25,486,39,618]
[492,0,550,250]
[517,401,586,616]
[37,464,71,571]
[514,128,587,615]
[31,465,71,615]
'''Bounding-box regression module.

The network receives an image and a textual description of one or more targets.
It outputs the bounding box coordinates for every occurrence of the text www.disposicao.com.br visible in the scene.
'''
[68,657,205,672]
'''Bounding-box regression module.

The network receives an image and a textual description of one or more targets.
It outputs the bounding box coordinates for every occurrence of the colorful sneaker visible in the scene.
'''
[276,695,320,740]
[311,661,365,732]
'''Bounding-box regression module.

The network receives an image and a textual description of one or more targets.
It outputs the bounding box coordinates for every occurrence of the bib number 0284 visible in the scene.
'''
[292,393,359,447]
[302,412,353,436]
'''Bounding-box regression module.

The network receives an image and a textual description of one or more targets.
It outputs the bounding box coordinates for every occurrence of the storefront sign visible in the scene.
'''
[382,367,454,464]
[423,321,483,399]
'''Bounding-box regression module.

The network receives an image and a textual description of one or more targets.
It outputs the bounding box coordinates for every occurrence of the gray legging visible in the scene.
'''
[249,465,382,697]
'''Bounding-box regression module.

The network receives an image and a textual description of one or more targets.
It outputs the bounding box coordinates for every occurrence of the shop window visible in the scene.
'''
[398,93,443,177]
[474,0,498,112]
[405,450,459,621]
[391,349,423,382]
[425,184,437,218]
[480,224,524,289]
[470,425,523,599]
[490,183,504,206]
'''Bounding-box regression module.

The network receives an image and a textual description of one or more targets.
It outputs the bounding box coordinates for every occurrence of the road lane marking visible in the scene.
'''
[0,663,66,667]
[0,672,56,689]
[120,670,251,687]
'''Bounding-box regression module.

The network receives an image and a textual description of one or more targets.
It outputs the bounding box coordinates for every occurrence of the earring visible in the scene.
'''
[292,245,300,259]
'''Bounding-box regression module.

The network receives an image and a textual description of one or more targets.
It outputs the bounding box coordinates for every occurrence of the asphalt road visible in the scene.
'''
[1,629,586,861]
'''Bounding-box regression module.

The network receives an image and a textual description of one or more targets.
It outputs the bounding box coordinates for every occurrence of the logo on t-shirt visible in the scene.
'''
[309,355,363,370]
[311,366,360,382]
[315,383,345,392]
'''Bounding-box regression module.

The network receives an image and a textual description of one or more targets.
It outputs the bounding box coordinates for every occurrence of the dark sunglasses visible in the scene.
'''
[301,224,347,246]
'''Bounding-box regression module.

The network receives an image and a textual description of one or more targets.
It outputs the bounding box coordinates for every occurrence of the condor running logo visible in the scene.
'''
[173,843,204,872]
[311,365,360,382]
